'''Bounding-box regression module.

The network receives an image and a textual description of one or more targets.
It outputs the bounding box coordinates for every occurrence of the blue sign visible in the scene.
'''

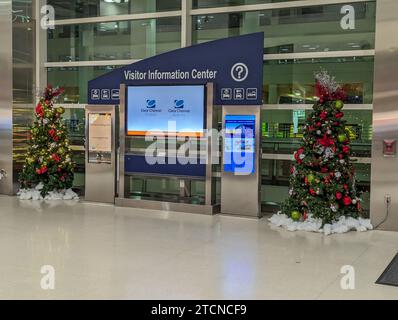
[224,115,256,175]
[88,33,264,106]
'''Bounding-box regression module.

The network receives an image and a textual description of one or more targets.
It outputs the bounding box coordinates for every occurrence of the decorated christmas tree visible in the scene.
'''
[281,71,362,225]
[19,85,75,198]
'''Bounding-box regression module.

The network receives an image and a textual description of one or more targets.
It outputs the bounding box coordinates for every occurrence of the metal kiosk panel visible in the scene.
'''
[221,106,262,217]
[85,105,116,204]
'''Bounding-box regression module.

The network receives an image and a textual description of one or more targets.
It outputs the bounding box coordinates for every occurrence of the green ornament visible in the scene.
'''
[57,107,65,114]
[307,174,315,184]
[338,133,347,143]
[291,210,301,221]
[31,128,39,135]
[335,100,344,111]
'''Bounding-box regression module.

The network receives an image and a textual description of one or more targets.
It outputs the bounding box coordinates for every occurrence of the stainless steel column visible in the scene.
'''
[221,105,261,217]
[370,0,398,231]
[85,105,116,204]
[0,1,13,195]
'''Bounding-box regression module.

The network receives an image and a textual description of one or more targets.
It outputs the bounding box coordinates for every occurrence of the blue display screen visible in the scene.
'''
[126,85,205,136]
[224,115,256,174]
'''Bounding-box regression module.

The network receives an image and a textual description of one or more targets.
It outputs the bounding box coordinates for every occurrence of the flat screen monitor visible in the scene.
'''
[126,85,205,137]
[224,115,256,174]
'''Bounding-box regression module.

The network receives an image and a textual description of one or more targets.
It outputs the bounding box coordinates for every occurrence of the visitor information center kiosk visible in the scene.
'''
[85,33,264,218]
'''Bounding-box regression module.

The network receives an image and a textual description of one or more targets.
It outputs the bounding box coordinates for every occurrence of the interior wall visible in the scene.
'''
[0,0,13,195]
[370,0,398,230]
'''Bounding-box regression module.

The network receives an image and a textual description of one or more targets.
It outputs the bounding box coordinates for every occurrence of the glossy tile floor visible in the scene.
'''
[0,195,397,300]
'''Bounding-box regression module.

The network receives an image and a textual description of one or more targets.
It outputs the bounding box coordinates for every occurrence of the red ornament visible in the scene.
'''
[305,176,309,185]
[316,122,322,127]
[309,188,316,196]
[343,146,350,154]
[35,103,44,118]
[336,192,343,200]
[335,112,344,119]
[303,212,308,221]
[343,196,352,206]
[51,153,61,163]
[53,136,59,142]
[294,148,305,163]
[48,129,56,137]
[338,154,344,159]
[320,111,328,120]
[36,166,48,175]
[290,166,295,174]
[343,184,348,191]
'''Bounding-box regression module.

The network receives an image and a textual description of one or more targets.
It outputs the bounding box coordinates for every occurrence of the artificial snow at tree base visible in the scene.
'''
[18,183,79,201]
[269,213,373,236]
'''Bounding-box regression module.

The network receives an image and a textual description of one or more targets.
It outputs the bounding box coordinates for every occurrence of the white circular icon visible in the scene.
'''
[231,63,249,82]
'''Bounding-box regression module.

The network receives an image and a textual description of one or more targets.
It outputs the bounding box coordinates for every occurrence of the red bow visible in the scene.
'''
[318,134,335,147]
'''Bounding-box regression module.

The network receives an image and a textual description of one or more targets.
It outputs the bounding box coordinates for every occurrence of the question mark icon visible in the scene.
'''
[231,63,248,82]
[236,66,244,79]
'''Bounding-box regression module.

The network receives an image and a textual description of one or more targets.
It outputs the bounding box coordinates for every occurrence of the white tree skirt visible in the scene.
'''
[269,213,373,236]
[18,183,79,201]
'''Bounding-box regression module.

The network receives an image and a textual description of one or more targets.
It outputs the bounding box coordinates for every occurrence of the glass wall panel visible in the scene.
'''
[47,17,181,62]
[47,65,120,104]
[261,159,371,215]
[125,175,206,205]
[261,109,372,157]
[193,0,297,8]
[12,1,35,188]
[193,2,376,54]
[13,0,34,104]
[47,0,181,19]
[263,56,374,104]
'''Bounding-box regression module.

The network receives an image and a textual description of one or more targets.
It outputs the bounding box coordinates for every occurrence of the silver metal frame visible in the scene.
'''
[221,105,262,217]
[0,0,13,195]
[118,84,126,199]
[262,153,371,164]
[262,104,373,111]
[190,0,371,15]
[54,11,182,26]
[35,0,47,101]
[115,82,219,215]
[181,0,192,47]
